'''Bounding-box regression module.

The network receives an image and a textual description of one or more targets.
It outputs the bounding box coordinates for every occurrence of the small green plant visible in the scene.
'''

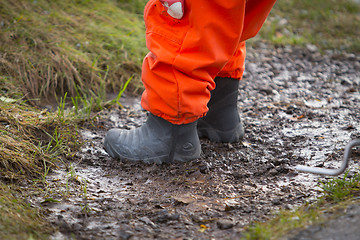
[57,92,68,124]
[70,75,133,120]
[104,75,133,108]
[41,159,51,184]
[64,163,78,196]
[44,127,67,158]
[82,180,88,200]
[241,204,322,240]
[67,163,77,181]
[320,170,360,203]
[243,223,271,240]
[80,179,91,216]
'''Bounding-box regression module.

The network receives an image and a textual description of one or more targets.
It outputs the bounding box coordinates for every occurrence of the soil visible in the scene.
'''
[28,43,360,240]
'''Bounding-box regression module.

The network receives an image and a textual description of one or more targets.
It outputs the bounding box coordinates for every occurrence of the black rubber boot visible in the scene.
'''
[104,113,201,164]
[197,77,244,143]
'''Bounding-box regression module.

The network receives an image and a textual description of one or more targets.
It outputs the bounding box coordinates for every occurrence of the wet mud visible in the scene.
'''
[30,44,359,239]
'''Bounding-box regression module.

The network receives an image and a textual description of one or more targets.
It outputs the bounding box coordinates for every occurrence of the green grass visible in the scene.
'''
[252,0,360,52]
[0,182,54,240]
[0,83,82,239]
[320,170,360,203]
[243,204,322,240]
[0,78,80,181]
[242,170,360,240]
[0,0,147,105]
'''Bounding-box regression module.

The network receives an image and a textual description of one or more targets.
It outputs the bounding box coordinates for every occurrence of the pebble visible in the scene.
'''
[217,219,234,230]
[118,230,133,240]
[306,43,318,52]
[139,216,157,228]
[156,210,180,223]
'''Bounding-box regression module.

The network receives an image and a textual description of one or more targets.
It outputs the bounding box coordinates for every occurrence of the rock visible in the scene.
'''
[217,219,234,230]
[156,210,180,223]
[118,230,133,240]
[278,18,288,26]
[139,216,157,228]
[271,199,282,206]
[340,77,352,86]
[306,44,318,52]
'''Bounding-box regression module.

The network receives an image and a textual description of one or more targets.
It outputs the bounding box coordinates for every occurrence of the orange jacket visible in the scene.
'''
[141,0,276,124]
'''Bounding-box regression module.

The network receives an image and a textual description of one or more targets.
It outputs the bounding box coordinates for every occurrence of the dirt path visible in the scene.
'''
[30,44,360,240]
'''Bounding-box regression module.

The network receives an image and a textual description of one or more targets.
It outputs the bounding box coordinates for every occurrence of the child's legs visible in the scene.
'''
[141,0,247,124]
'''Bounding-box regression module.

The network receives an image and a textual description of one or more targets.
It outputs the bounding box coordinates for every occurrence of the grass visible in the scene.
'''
[243,204,321,240]
[0,0,147,105]
[253,0,360,52]
[0,96,79,181]
[0,182,54,240]
[242,170,360,240]
[0,87,82,238]
[320,170,360,203]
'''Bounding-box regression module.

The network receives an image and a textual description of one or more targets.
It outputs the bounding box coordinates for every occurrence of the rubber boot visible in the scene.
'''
[104,113,201,164]
[197,77,244,143]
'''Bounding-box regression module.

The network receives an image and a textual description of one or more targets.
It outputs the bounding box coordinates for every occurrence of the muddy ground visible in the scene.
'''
[29,44,360,240]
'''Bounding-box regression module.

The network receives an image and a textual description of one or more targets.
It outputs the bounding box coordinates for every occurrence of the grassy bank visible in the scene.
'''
[0,0,147,106]
[0,76,82,238]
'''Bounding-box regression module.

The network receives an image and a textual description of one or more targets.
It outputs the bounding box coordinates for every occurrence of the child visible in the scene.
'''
[104,0,277,163]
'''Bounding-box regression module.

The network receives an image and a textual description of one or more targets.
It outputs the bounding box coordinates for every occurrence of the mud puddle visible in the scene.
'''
[29,44,359,240]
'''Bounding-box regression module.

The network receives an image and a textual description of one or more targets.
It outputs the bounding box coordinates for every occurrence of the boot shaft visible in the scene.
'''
[197,77,244,143]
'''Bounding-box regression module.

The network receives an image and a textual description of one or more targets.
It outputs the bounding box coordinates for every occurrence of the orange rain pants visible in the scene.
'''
[141,0,276,124]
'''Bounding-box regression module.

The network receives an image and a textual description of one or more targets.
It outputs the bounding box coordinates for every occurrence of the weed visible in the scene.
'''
[242,203,322,240]
[104,75,134,108]
[80,179,91,216]
[67,163,77,181]
[57,92,68,124]
[243,223,271,240]
[44,127,68,158]
[64,163,78,196]
[68,74,133,121]
[320,170,360,203]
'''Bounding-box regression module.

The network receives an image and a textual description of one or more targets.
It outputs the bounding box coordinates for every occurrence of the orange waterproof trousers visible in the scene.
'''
[141,0,276,124]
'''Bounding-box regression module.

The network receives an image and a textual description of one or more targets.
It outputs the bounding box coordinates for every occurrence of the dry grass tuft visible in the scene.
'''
[0,99,78,181]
